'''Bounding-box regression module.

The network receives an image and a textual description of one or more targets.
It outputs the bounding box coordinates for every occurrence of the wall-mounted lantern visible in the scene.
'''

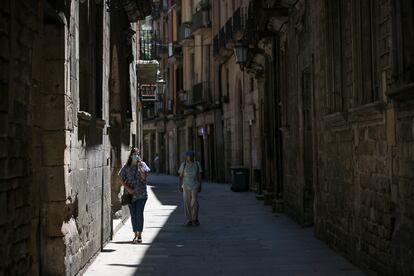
[156,79,166,95]
[234,42,248,68]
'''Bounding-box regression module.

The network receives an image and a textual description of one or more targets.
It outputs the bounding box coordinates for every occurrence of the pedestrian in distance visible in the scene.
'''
[118,148,148,243]
[178,150,203,226]
[153,153,160,175]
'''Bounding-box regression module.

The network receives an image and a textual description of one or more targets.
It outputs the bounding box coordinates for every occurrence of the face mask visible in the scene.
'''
[132,154,140,161]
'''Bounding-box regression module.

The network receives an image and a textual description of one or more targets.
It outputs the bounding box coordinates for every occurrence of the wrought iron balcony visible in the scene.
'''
[143,101,164,120]
[177,25,193,43]
[232,6,248,40]
[191,81,211,104]
[225,17,233,43]
[168,42,183,65]
[139,30,155,60]
[213,6,251,61]
[191,9,211,34]
[155,43,168,58]
[151,1,161,20]
[106,0,151,21]
[140,84,158,108]
[143,106,156,120]
[177,90,188,104]
[213,26,233,61]
[213,35,219,56]
[166,99,174,114]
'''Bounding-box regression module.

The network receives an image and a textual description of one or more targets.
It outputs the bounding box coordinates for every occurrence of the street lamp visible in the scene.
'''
[155,78,166,114]
[234,42,248,69]
[156,78,166,95]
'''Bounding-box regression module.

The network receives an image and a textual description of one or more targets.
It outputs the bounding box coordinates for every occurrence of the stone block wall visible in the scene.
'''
[0,0,128,275]
[0,1,42,275]
[278,0,313,224]
[61,2,113,274]
[389,101,414,275]
[277,0,414,274]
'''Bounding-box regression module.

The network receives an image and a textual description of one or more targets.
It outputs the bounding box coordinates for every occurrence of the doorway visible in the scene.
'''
[208,124,215,180]
[168,131,175,174]
[302,66,314,226]
[197,127,206,179]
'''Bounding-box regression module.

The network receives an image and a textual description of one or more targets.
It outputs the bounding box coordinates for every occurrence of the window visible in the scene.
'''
[95,1,103,118]
[326,0,343,113]
[393,0,414,84]
[79,0,90,112]
[176,67,183,91]
[280,44,288,126]
[354,0,379,105]
[132,134,136,147]
[79,0,104,118]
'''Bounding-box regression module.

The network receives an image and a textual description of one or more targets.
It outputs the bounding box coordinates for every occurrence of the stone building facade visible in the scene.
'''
[143,0,226,181]
[212,0,262,186]
[0,0,149,275]
[241,0,414,275]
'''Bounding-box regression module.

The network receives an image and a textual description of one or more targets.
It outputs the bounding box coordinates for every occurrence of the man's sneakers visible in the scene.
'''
[185,220,200,226]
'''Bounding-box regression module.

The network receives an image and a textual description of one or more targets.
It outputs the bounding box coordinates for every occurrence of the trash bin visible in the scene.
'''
[230,167,249,192]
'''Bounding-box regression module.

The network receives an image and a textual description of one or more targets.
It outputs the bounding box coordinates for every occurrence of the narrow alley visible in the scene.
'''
[1,0,414,275]
[84,175,362,276]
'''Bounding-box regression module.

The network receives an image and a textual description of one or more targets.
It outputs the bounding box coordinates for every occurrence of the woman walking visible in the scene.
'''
[118,148,148,243]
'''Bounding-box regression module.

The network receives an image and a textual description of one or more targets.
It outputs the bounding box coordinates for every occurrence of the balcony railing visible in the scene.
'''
[140,84,157,104]
[166,99,173,114]
[156,43,168,58]
[143,107,156,120]
[213,6,250,59]
[191,81,211,104]
[107,0,152,21]
[213,35,219,56]
[191,9,211,32]
[177,25,192,42]
[218,28,226,49]
[168,42,182,61]
[140,32,155,60]
[177,90,188,103]
[213,25,232,59]
[225,17,233,42]
[232,7,248,34]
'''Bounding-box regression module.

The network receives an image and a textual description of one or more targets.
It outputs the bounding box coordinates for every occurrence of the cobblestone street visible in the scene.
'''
[84,175,363,276]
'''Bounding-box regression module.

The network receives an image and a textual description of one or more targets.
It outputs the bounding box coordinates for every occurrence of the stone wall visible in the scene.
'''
[277,0,313,224]
[0,1,42,275]
[277,0,414,274]
[0,0,140,275]
[64,1,113,271]
[391,100,414,275]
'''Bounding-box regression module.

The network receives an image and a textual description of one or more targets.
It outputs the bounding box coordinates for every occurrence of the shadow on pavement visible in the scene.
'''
[131,174,220,275]
[110,174,364,276]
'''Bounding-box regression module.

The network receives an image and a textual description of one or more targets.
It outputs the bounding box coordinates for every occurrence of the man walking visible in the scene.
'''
[178,150,202,226]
